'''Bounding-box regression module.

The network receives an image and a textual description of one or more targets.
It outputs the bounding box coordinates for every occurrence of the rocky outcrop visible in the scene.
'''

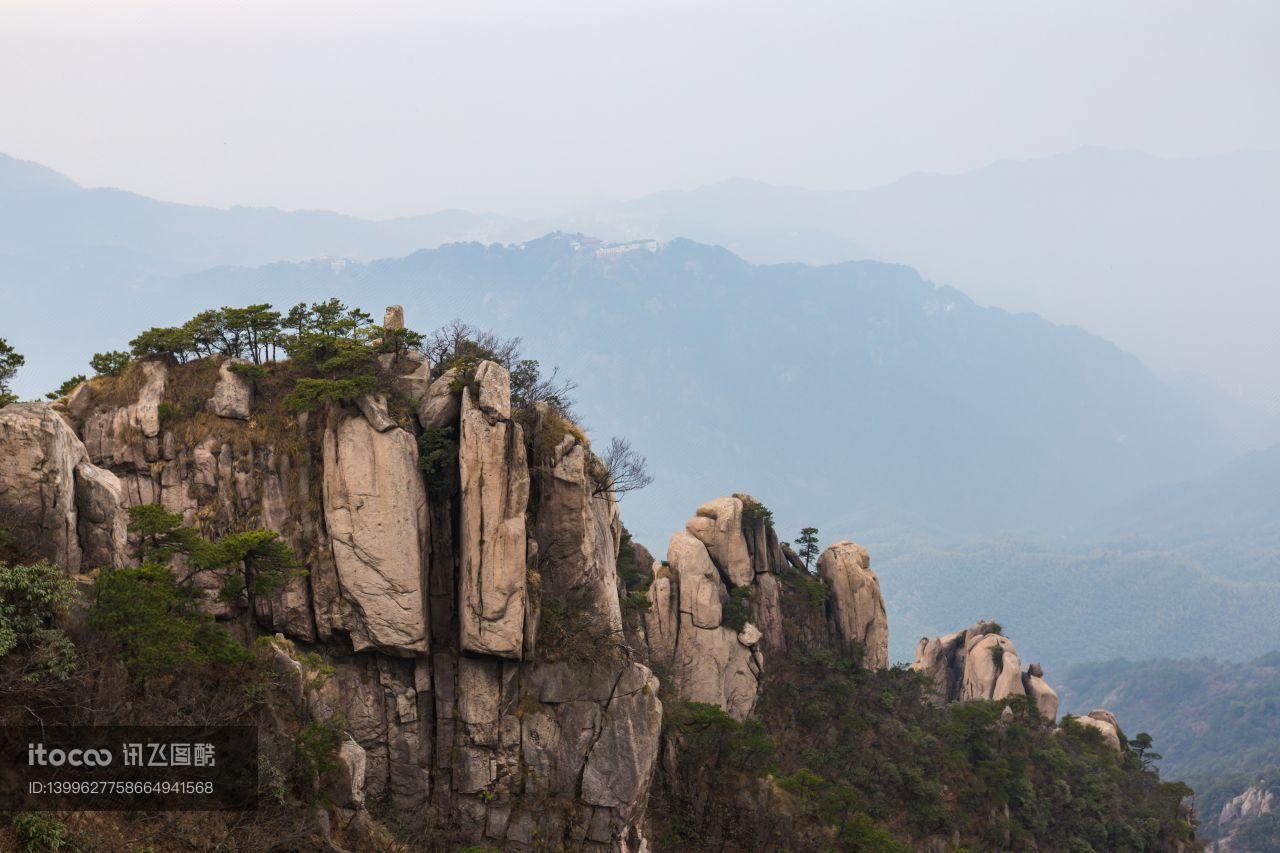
[1072,709,1124,751]
[1022,663,1059,722]
[686,496,754,587]
[663,531,761,721]
[0,402,127,570]
[531,405,624,641]
[816,541,888,669]
[321,413,430,654]
[417,368,461,429]
[81,360,167,505]
[912,621,1060,721]
[458,363,529,659]
[1219,784,1274,826]
[207,357,252,419]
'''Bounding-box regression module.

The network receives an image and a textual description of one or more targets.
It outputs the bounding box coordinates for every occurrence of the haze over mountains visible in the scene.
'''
[3,147,1279,672]
[5,145,1279,440]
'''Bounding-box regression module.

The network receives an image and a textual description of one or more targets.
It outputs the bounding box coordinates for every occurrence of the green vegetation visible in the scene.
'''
[12,811,68,852]
[418,426,458,492]
[45,374,86,400]
[0,561,78,684]
[795,526,820,571]
[294,717,345,788]
[0,337,23,407]
[1063,654,1280,841]
[721,586,755,632]
[87,505,302,676]
[656,652,1194,850]
[90,350,131,377]
[740,497,775,529]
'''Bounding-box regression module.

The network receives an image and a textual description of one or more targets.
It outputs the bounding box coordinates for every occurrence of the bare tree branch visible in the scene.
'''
[594,437,654,499]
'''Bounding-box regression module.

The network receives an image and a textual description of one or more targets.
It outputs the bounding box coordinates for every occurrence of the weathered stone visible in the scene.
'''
[457,657,502,747]
[669,532,723,629]
[328,736,368,808]
[458,385,528,658]
[737,622,763,647]
[474,359,512,420]
[913,621,1026,705]
[685,496,754,587]
[83,360,167,466]
[417,368,461,429]
[356,393,396,432]
[383,304,405,331]
[534,410,624,637]
[643,562,678,668]
[1022,670,1060,722]
[322,415,429,654]
[816,541,888,669]
[384,350,432,404]
[73,461,127,568]
[961,633,1025,702]
[1075,710,1124,751]
[207,357,252,419]
[0,402,126,571]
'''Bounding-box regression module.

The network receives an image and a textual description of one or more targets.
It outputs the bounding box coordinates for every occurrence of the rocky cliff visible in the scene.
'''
[3,338,663,850]
[0,305,1193,852]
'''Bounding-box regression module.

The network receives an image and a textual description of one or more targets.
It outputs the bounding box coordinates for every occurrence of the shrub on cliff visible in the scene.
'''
[90,563,250,675]
[0,561,78,684]
[0,337,23,407]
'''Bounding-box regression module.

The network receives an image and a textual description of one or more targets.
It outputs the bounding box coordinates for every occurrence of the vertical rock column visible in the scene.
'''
[816,541,889,669]
[321,412,430,655]
[459,361,530,659]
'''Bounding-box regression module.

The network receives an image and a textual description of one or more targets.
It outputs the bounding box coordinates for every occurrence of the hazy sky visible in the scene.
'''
[3,1,1278,218]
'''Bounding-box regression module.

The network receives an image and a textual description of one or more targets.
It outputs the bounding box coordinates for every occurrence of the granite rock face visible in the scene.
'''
[912,621,1060,721]
[321,413,430,654]
[816,540,888,669]
[207,357,253,419]
[458,364,529,659]
[0,402,127,570]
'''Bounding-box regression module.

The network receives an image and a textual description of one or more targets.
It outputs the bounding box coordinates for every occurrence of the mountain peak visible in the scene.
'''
[0,152,80,193]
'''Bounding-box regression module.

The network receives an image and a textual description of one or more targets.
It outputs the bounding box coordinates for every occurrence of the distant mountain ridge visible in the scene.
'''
[5,145,1276,439]
[65,233,1227,549]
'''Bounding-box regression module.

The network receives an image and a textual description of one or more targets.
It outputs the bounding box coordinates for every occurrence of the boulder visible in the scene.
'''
[960,633,1024,702]
[418,368,461,429]
[383,350,433,405]
[816,541,888,669]
[669,531,723,629]
[322,415,430,654]
[458,378,529,658]
[580,663,663,816]
[356,393,396,432]
[1074,710,1124,751]
[474,360,512,420]
[685,496,754,587]
[0,402,127,570]
[383,305,405,331]
[73,461,128,568]
[1022,668,1060,722]
[665,531,759,720]
[643,561,678,668]
[82,360,167,475]
[206,357,253,419]
[328,736,368,808]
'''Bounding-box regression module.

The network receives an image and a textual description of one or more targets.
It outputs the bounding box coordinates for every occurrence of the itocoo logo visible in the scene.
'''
[27,743,113,767]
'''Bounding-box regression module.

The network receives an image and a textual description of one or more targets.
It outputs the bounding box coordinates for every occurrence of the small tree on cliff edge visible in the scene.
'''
[796,527,820,571]
[0,338,24,407]
[595,437,654,499]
